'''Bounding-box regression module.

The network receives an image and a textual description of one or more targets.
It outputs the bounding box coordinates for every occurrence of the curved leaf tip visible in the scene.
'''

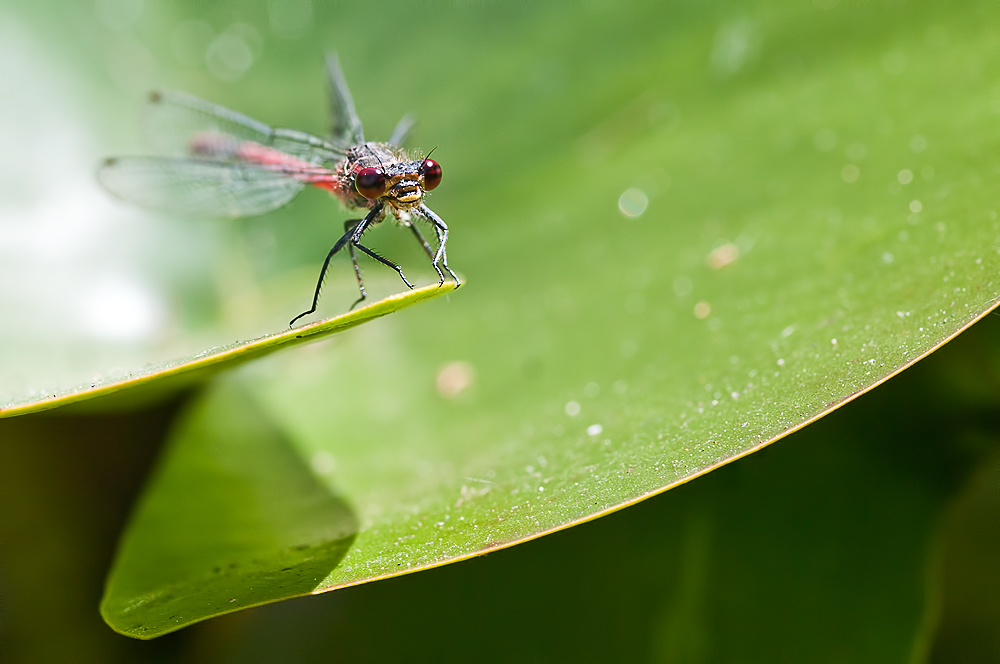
[0,282,459,420]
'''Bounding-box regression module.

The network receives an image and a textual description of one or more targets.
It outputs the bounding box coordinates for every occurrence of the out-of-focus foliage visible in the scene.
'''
[0,0,998,658]
[101,379,358,638]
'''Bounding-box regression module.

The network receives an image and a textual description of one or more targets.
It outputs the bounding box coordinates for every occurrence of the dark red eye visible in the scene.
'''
[355,167,386,199]
[422,159,442,191]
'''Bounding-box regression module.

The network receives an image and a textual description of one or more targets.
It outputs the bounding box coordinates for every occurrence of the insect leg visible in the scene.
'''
[404,220,436,261]
[352,242,415,289]
[289,203,382,327]
[343,218,367,310]
[417,204,460,286]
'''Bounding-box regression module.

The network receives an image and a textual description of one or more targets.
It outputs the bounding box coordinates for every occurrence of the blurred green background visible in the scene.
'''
[1,0,999,660]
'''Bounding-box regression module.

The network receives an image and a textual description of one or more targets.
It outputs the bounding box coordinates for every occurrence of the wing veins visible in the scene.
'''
[98,156,311,218]
[144,90,347,164]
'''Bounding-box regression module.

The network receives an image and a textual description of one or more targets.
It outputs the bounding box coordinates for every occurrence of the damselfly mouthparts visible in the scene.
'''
[99,54,460,327]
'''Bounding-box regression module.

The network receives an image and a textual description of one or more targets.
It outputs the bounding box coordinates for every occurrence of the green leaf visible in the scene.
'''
[250,0,1000,588]
[100,378,357,639]
[0,284,456,420]
[101,0,1000,637]
[213,357,958,662]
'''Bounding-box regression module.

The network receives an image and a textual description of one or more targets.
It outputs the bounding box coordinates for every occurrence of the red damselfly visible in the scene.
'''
[99,53,459,327]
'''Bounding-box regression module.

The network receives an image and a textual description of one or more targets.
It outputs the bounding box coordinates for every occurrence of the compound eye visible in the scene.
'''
[422,159,442,191]
[355,167,386,199]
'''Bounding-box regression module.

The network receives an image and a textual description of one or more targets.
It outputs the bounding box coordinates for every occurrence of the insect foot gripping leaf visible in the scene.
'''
[100,378,358,639]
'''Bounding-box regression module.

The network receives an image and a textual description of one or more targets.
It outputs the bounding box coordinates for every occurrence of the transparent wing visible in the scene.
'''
[98,157,308,218]
[143,90,346,164]
[388,114,415,147]
[325,53,365,149]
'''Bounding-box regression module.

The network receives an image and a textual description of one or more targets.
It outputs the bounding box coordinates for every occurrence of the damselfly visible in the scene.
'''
[99,54,459,327]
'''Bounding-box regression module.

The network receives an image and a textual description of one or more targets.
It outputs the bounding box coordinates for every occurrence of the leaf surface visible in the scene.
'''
[100,0,1000,637]
[100,379,357,638]
[0,284,456,419]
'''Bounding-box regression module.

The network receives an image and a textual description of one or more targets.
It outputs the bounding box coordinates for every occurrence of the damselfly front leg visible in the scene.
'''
[403,218,436,261]
[351,243,415,291]
[289,202,384,327]
[418,204,461,286]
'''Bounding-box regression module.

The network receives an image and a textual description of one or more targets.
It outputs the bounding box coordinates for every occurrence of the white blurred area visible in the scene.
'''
[0,7,354,408]
[0,16,174,403]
